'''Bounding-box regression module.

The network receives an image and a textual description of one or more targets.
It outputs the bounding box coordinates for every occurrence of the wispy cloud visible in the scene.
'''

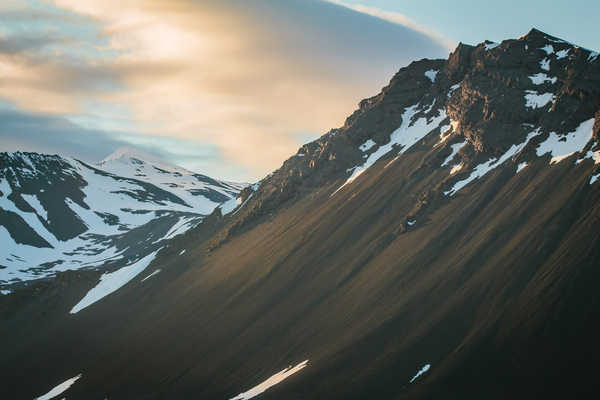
[0,104,246,178]
[325,0,456,50]
[1,0,449,181]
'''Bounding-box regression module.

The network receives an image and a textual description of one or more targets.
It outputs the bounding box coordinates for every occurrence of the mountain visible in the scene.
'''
[0,149,245,290]
[2,29,600,399]
[97,147,246,211]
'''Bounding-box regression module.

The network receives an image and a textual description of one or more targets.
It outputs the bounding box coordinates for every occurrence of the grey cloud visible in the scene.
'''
[0,8,96,24]
[0,34,70,55]
[0,107,240,178]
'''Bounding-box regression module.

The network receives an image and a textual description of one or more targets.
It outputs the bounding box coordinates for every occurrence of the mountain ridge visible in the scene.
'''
[216,28,600,239]
[0,150,245,289]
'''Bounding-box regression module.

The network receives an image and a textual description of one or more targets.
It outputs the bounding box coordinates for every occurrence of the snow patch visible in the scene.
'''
[540,58,550,71]
[1,289,11,295]
[0,179,57,247]
[484,42,500,50]
[524,91,555,109]
[589,51,599,62]
[441,141,467,167]
[447,83,461,98]
[359,139,376,152]
[590,173,600,185]
[179,249,186,255]
[577,147,600,165]
[536,119,595,164]
[160,216,198,242]
[546,37,568,45]
[229,360,309,400]
[555,49,570,59]
[445,130,541,196]
[141,269,161,282]
[424,69,438,83]
[21,194,48,221]
[70,250,160,313]
[222,194,253,216]
[333,106,446,195]
[221,197,242,215]
[34,374,81,400]
[516,162,529,173]
[409,364,430,383]
[540,44,554,55]
[529,73,557,85]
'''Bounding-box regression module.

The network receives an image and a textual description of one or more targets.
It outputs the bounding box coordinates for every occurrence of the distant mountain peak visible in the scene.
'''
[524,27,550,38]
[98,146,190,174]
[0,148,244,286]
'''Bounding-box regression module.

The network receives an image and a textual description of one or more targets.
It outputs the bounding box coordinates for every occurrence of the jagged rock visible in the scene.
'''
[225,28,600,238]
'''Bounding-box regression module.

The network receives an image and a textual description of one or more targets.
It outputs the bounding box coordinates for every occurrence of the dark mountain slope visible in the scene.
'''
[2,29,600,399]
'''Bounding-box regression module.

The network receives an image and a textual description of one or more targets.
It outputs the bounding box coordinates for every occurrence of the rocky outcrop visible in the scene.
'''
[221,28,600,239]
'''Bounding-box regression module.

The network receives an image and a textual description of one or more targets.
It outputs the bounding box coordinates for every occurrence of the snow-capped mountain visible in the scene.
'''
[0,149,245,288]
[97,147,246,213]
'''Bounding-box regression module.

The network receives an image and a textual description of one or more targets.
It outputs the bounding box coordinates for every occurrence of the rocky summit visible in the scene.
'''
[2,29,600,399]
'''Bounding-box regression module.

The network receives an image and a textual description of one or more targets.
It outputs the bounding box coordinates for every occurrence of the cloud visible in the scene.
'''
[0,33,68,55]
[325,0,457,50]
[2,0,450,180]
[0,50,120,113]
[0,105,247,179]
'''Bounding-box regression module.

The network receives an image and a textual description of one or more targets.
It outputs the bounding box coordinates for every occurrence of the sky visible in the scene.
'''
[0,0,598,182]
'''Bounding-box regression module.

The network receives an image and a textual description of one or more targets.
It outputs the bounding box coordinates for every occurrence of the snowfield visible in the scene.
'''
[536,119,595,164]
[524,90,555,109]
[529,73,557,85]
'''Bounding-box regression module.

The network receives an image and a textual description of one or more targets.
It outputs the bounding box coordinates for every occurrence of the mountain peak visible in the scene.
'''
[226,26,600,239]
[520,27,572,46]
[100,146,165,165]
[525,27,549,38]
[98,146,190,174]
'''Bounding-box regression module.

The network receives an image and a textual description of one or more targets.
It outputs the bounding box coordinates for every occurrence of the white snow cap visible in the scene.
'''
[99,146,191,174]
